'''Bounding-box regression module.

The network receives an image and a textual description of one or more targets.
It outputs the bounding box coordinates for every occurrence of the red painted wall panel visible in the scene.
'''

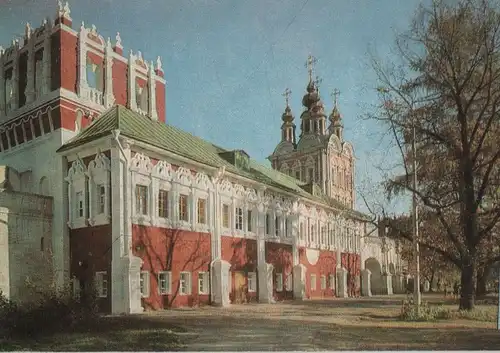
[299,247,337,299]
[132,225,211,309]
[221,236,258,303]
[265,242,293,300]
[341,252,361,297]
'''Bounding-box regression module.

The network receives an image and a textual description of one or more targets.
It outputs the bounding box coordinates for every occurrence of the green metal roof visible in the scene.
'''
[58,105,369,220]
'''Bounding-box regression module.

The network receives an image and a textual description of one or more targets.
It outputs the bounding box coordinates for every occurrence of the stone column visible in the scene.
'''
[211,258,230,307]
[336,267,348,298]
[382,274,393,295]
[361,269,372,296]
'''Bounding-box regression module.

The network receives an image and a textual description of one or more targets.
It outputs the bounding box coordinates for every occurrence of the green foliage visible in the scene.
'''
[399,299,451,321]
[0,286,99,340]
[399,298,496,322]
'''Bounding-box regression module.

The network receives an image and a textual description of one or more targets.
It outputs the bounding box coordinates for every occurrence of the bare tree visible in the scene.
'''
[368,0,500,310]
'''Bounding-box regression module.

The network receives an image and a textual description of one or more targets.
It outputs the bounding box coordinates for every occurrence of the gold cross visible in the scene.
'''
[305,54,317,81]
[282,88,292,106]
[331,88,341,107]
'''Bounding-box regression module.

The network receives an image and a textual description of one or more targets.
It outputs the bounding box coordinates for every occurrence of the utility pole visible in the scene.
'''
[412,123,422,308]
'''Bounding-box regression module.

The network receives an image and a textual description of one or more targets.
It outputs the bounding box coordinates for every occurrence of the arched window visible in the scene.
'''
[39,176,50,196]
[135,80,149,113]
[86,56,103,92]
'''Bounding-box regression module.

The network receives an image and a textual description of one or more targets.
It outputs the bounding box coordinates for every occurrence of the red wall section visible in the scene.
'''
[221,236,257,303]
[113,59,128,106]
[132,225,211,309]
[299,247,337,299]
[341,252,361,297]
[156,81,166,122]
[60,30,78,93]
[70,225,112,313]
[265,242,293,300]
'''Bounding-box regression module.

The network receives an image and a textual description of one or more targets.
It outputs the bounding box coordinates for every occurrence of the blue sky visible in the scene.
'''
[0,0,425,214]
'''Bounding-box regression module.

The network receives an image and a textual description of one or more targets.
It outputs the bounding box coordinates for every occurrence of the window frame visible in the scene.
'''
[158,189,169,219]
[179,272,192,296]
[285,273,292,292]
[178,193,189,222]
[248,272,257,292]
[275,273,283,292]
[135,184,149,216]
[198,271,209,295]
[310,274,317,291]
[158,271,171,295]
[235,206,243,230]
[222,204,230,229]
[95,271,108,298]
[197,198,207,225]
[140,271,150,298]
[320,275,327,290]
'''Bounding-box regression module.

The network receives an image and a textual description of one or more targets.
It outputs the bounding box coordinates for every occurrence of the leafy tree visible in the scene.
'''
[369,0,500,310]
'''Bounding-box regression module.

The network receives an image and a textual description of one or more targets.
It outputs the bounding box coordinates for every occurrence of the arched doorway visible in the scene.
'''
[365,257,383,295]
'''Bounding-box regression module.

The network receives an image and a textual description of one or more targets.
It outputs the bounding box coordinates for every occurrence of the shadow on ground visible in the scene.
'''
[0,315,187,351]
[168,314,500,351]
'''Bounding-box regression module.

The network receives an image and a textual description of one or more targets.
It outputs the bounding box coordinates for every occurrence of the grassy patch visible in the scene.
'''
[399,300,497,322]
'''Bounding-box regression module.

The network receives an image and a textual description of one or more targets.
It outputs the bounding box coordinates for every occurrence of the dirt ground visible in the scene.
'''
[146,294,500,351]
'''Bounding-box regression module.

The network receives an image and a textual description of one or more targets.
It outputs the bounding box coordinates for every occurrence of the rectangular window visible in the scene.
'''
[248,272,256,292]
[222,204,229,228]
[329,274,335,290]
[180,272,192,295]
[197,198,206,224]
[76,191,84,218]
[295,170,300,180]
[98,185,106,214]
[4,68,13,113]
[158,190,169,218]
[265,214,271,235]
[135,185,148,215]
[321,275,326,290]
[275,216,280,237]
[179,194,188,221]
[140,271,150,298]
[285,218,290,237]
[275,273,283,292]
[310,274,317,291]
[95,271,108,298]
[235,207,243,230]
[158,271,171,295]
[285,273,292,291]
[247,210,252,232]
[198,272,209,294]
[308,168,314,182]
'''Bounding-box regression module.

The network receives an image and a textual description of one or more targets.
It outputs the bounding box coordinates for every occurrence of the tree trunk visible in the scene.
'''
[459,263,476,310]
[476,265,491,298]
[429,270,436,292]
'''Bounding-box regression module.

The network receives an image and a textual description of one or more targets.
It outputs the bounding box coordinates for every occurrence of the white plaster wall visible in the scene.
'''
[0,129,76,291]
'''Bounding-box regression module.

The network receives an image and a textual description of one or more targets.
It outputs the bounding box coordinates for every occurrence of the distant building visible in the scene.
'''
[0,2,404,313]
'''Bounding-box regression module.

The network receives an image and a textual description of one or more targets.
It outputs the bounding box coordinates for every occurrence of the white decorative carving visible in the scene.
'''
[130,153,153,174]
[152,160,172,180]
[88,152,110,174]
[193,172,212,190]
[67,158,86,180]
[156,56,163,72]
[219,179,233,195]
[234,184,245,198]
[174,167,192,185]
[115,32,122,48]
[245,188,258,203]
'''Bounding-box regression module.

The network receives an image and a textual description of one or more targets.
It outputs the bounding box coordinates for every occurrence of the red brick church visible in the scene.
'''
[0,2,404,313]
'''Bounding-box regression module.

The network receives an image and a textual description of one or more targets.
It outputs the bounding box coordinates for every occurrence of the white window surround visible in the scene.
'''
[65,158,88,229]
[248,272,257,292]
[329,274,335,290]
[140,271,150,298]
[130,154,153,226]
[95,271,108,298]
[311,274,317,291]
[87,152,111,226]
[275,273,283,292]
[158,271,171,295]
[320,275,327,290]
[198,272,209,295]
[193,189,210,233]
[179,272,192,296]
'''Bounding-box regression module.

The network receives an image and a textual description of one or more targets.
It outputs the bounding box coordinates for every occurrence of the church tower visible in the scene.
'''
[268,55,355,209]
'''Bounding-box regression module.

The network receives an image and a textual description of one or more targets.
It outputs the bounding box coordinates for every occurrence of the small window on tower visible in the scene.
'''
[86,56,103,92]
[98,185,106,214]
[76,191,84,218]
[34,49,44,99]
[4,69,13,113]
[135,79,149,113]
[304,121,310,133]
[295,170,300,180]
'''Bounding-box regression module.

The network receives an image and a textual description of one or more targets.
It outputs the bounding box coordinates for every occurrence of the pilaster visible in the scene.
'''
[77,23,88,98]
[148,61,158,120]
[42,20,52,95]
[0,48,4,115]
[25,32,35,104]
[104,39,115,108]
[128,51,137,110]
[11,41,19,111]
